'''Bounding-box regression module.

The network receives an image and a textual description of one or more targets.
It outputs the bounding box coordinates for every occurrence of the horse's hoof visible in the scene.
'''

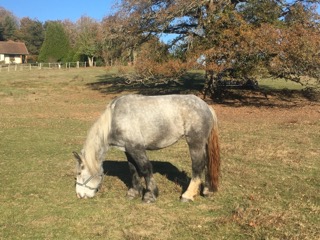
[202,191,214,198]
[143,198,156,204]
[202,187,215,198]
[180,196,194,203]
[143,191,156,203]
[127,195,136,200]
[127,188,141,200]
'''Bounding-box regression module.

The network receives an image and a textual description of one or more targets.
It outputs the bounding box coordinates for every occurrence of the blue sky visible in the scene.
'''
[2,0,320,23]
[0,0,176,43]
[0,0,116,22]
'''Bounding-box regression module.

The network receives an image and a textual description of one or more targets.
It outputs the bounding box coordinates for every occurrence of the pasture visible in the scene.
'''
[0,68,319,239]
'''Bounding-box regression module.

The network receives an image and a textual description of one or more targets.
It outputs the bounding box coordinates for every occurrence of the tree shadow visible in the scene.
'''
[87,72,204,95]
[88,71,319,108]
[210,88,319,108]
[102,160,190,193]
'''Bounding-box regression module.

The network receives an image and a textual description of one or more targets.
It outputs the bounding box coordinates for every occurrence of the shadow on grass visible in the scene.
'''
[102,160,190,193]
[211,88,319,108]
[88,72,204,95]
[89,72,319,108]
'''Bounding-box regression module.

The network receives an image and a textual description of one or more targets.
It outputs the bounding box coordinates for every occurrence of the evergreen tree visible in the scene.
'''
[38,21,71,62]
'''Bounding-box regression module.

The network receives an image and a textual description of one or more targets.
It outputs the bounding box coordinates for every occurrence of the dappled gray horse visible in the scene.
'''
[73,94,220,202]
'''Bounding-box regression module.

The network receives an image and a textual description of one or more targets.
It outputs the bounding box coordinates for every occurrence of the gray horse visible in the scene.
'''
[73,94,220,202]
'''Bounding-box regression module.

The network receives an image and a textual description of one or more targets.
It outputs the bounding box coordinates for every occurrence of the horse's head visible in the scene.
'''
[73,151,104,199]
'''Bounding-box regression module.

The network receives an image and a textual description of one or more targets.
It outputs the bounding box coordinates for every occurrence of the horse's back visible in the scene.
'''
[108,94,214,150]
[111,94,210,114]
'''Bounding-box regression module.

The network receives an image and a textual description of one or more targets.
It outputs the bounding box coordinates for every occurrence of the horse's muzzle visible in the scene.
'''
[77,193,88,199]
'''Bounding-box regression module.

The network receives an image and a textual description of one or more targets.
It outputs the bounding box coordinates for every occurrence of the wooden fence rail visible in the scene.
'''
[0,61,93,72]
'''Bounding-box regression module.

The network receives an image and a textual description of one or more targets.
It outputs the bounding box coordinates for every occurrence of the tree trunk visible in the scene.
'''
[204,69,222,101]
[88,56,94,67]
[204,70,215,99]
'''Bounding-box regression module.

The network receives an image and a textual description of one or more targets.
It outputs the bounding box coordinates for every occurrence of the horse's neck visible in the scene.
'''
[83,110,110,173]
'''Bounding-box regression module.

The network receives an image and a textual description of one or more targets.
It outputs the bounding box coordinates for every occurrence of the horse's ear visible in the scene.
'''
[73,151,82,164]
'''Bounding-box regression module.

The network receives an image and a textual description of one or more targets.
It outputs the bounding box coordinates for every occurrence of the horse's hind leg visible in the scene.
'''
[181,142,206,202]
[203,168,215,197]
[125,147,159,203]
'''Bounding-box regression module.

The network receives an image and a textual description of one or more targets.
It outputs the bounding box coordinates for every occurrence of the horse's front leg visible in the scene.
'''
[126,154,144,200]
[143,173,159,203]
[125,148,159,203]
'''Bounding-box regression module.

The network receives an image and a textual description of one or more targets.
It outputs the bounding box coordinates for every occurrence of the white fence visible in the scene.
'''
[0,62,91,72]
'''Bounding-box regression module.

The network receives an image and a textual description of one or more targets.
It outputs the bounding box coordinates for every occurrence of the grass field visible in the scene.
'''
[0,68,319,239]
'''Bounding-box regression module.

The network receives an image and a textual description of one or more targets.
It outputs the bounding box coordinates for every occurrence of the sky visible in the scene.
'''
[0,0,176,43]
[0,0,117,22]
[2,0,320,23]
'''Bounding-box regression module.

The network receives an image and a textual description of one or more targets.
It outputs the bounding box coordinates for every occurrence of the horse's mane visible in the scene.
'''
[82,102,113,174]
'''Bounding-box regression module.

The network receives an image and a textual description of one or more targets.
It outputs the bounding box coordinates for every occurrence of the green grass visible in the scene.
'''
[258,77,305,90]
[0,68,319,239]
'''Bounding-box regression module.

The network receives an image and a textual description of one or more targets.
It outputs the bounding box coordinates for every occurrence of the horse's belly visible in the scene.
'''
[145,139,181,150]
[143,129,183,150]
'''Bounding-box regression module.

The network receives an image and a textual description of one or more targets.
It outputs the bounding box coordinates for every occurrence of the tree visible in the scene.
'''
[17,17,44,56]
[101,15,128,65]
[76,16,102,66]
[101,13,151,66]
[60,20,83,62]
[61,20,78,49]
[129,37,187,84]
[200,1,320,97]
[38,21,71,62]
[112,0,320,97]
[0,7,19,41]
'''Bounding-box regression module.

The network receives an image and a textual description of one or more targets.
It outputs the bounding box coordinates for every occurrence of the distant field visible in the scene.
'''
[0,68,319,239]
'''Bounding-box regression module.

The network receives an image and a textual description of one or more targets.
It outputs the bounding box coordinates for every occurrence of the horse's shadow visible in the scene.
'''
[102,160,190,193]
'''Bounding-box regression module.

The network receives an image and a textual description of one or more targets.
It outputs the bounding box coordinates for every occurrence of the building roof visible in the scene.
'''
[0,41,29,55]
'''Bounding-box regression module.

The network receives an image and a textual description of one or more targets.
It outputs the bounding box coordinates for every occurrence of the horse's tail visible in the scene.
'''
[207,107,220,191]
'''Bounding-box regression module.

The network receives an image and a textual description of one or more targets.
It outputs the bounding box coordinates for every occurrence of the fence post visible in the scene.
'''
[77,61,79,68]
